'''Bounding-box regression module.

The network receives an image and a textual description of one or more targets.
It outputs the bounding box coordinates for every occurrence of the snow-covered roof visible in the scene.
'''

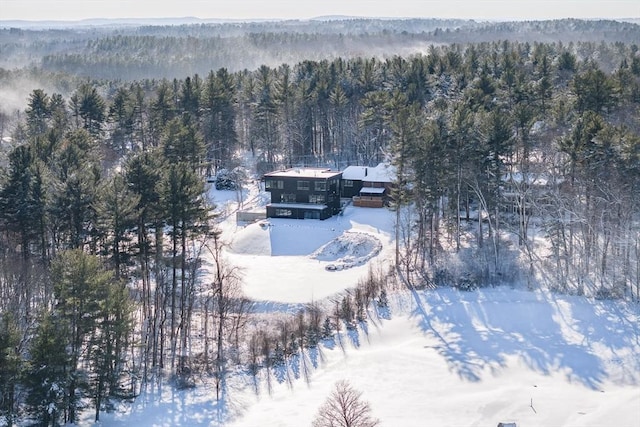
[359,187,385,194]
[342,163,395,183]
[264,168,342,179]
[267,203,327,210]
[502,172,563,186]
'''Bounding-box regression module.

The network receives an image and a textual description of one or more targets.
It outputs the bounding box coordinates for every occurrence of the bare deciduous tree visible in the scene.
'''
[312,380,379,427]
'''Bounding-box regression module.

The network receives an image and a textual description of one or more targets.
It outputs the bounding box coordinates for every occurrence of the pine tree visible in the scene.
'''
[24,312,69,427]
[180,75,201,119]
[160,162,209,371]
[108,87,135,154]
[360,90,392,164]
[94,173,140,280]
[386,92,421,273]
[251,65,279,165]
[124,151,164,376]
[573,66,615,114]
[74,84,107,137]
[0,313,22,427]
[25,89,51,138]
[51,249,115,423]
[162,116,205,170]
[0,145,38,260]
[49,129,101,251]
[203,68,238,170]
[87,279,133,422]
[149,81,176,148]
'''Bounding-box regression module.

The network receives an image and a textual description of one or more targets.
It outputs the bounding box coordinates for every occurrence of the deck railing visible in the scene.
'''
[352,196,384,208]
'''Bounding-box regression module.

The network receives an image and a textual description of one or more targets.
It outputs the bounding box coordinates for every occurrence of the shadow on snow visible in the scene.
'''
[410,286,640,389]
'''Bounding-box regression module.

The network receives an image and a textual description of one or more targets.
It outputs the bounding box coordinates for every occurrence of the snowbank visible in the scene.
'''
[311,231,382,270]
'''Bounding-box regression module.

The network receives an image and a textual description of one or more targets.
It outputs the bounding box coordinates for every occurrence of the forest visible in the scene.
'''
[0,17,639,426]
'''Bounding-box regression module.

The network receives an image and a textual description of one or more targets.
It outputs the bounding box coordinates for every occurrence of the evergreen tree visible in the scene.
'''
[160,162,209,371]
[411,115,449,268]
[251,65,279,165]
[25,89,51,139]
[87,278,133,422]
[72,84,107,137]
[51,249,115,423]
[573,67,615,114]
[359,90,392,164]
[0,313,22,427]
[180,75,201,119]
[95,173,140,280]
[386,92,421,272]
[124,152,163,375]
[149,81,176,148]
[162,116,205,170]
[203,68,238,171]
[108,87,135,154]
[49,129,101,251]
[24,312,69,427]
[0,145,39,260]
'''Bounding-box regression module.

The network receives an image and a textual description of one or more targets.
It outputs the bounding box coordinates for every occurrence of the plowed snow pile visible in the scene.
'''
[311,231,382,270]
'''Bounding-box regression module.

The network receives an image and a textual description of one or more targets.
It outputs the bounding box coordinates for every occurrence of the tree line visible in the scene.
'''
[0,38,639,424]
[2,18,638,82]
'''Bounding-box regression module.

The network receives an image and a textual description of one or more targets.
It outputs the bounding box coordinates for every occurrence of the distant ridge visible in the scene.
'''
[0,16,279,29]
[310,15,372,21]
[2,16,637,29]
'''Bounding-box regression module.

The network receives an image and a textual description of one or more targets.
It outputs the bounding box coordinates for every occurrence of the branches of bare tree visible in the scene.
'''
[312,380,379,427]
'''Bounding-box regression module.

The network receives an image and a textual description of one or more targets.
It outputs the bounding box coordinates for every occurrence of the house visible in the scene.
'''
[263,167,342,220]
[341,163,395,208]
[500,171,562,214]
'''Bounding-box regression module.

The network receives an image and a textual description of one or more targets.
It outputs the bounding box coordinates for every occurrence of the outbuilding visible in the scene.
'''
[341,163,395,208]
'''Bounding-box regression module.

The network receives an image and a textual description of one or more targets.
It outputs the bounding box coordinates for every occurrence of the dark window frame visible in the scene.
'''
[275,208,292,217]
[266,179,284,189]
[309,194,326,204]
[281,193,296,203]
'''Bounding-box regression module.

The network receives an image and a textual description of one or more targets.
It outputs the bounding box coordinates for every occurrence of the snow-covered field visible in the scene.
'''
[98,184,640,427]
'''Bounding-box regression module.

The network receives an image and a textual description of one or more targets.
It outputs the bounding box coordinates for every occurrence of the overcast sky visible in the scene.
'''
[1,0,638,21]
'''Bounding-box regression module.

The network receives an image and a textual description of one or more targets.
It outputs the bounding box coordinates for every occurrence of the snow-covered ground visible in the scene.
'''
[219,182,395,304]
[97,183,640,427]
[228,288,640,427]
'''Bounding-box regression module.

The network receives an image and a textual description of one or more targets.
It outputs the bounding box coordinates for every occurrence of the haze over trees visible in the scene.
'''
[0,17,638,425]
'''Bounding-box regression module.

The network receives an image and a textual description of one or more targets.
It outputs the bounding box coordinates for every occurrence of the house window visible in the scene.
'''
[265,179,283,189]
[304,211,320,220]
[280,193,296,203]
[309,194,325,204]
[297,180,310,190]
[314,181,327,191]
[275,209,292,217]
[343,180,353,187]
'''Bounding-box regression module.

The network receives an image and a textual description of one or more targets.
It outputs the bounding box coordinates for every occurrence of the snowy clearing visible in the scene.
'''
[226,288,640,427]
[218,184,395,304]
[95,185,640,427]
